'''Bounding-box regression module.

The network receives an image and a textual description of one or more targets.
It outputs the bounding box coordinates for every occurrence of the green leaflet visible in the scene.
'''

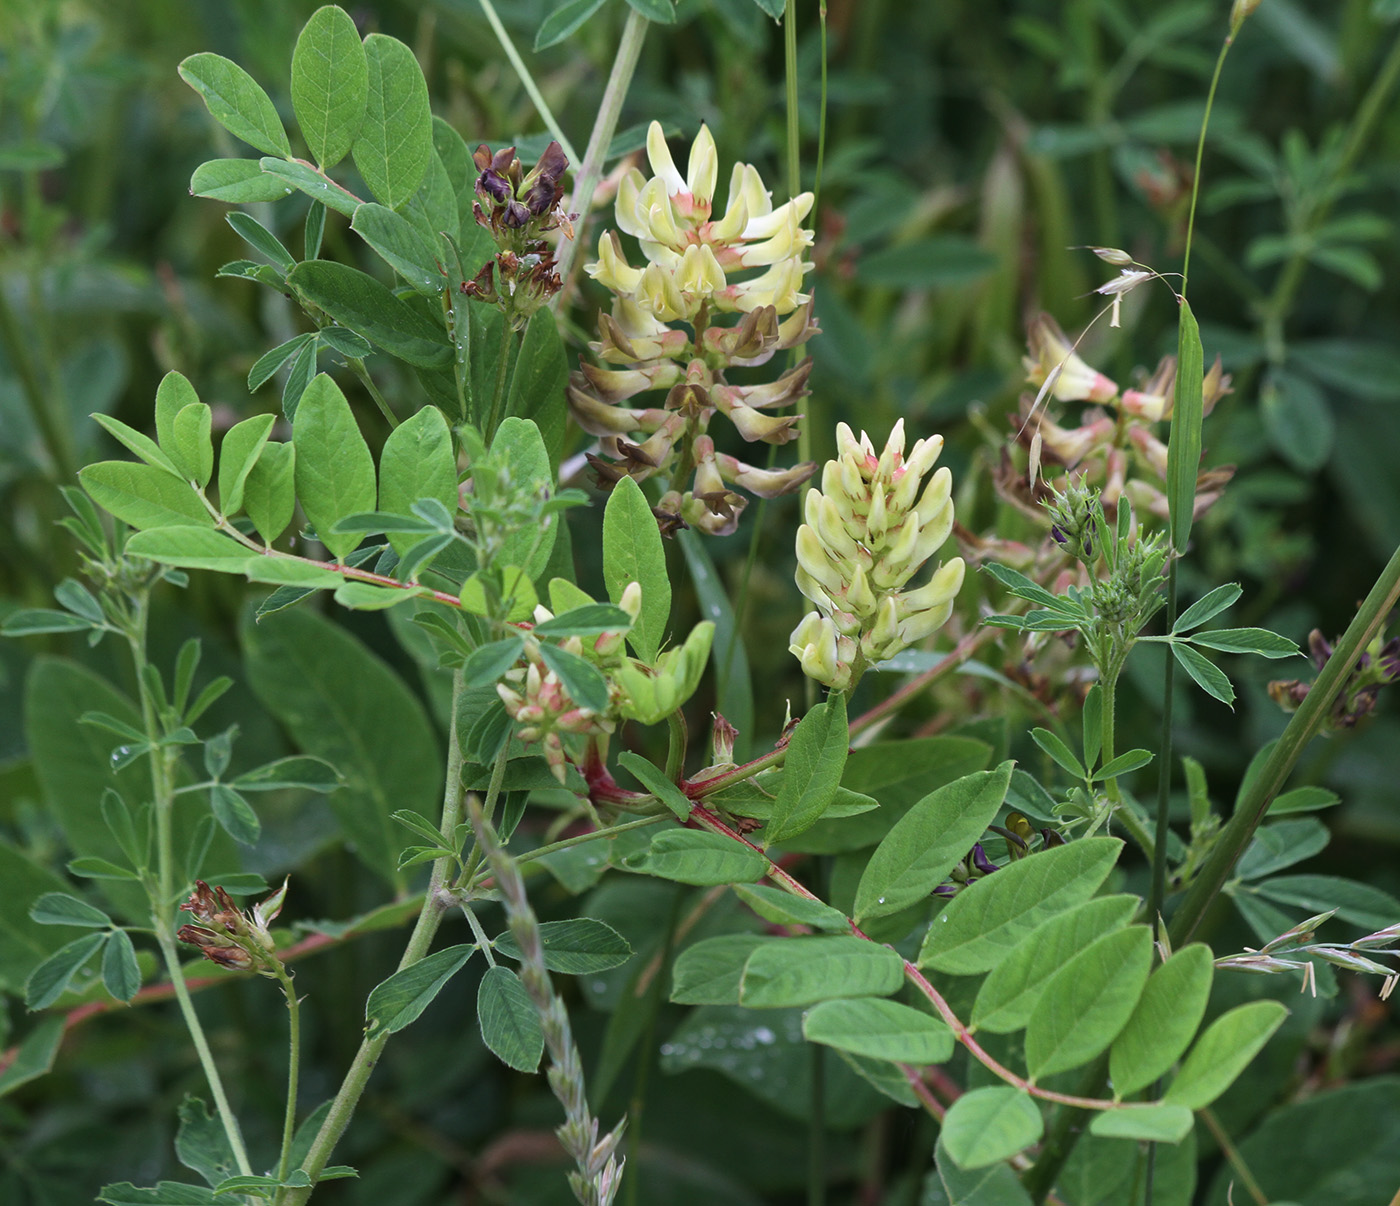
[0,1015,64,1098]
[478,965,544,1072]
[216,414,275,515]
[290,5,368,169]
[1165,1000,1288,1109]
[170,403,214,488]
[364,943,475,1038]
[1089,1104,1194,1144]
[739,935,904,1008]
[178,52,291,158]
[241,607,441,887]
[971,895,1139,1034]
[189,158,287,204]
[492,918,632,975]
[1023,925,1153,1079]
[155,371,200,452]
[489,417,557,579]
[939,1086,1044,1170]
[352,33,432,210]
[803,997,953,1064]
[352,203,442,294]
[936,1136,1035,1206]
[765,692,850,846]
[854,762,1013,922]
[25,932,107,1009]
[101,929,142,1001]
[918,837,1123,975]
[625,829,767,886]
[125,527,249,572]
[91,413,184,477]
[288,261,452,368]
[732,884,849,932]
[377,405,458,556]
[0,843,73,993]
[292,374,377,561]
[602,475,670,663]
[1109,943,1214,1098]
[670,934,772,1005]
[258,158,361,217]
[79,462,211,531]
[242,441,296,545]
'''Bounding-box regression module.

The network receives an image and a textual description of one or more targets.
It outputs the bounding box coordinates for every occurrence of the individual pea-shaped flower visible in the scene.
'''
[790,421,966,689]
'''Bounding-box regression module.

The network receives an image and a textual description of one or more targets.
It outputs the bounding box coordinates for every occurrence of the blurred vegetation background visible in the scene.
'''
[3,0,1399,1202]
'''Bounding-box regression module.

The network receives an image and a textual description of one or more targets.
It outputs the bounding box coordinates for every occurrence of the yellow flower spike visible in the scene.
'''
[808,492,862,566]
[725,257,810,314]
[869,517,921,591]
[795,525,847,599]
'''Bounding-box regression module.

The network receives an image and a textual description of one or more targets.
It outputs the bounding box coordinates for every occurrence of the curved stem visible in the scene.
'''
[475,0,580,164]
[274,970,302,1183]
[553,9,649,298]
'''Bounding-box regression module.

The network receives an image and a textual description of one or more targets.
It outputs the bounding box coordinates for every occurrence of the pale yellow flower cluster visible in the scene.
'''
[570,122,819,536]
[790,421,966,690]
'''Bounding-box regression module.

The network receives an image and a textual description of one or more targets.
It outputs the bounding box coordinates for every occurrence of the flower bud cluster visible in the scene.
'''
[177,878,288,977]
[570,122,818,535]
[1269,627,1400,730]
[465,142,571,327]
[789,421,966,690]
[1008,314,1234,528]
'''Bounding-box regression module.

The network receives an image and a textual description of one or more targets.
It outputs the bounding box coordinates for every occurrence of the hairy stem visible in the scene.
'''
[274,969,302,1184]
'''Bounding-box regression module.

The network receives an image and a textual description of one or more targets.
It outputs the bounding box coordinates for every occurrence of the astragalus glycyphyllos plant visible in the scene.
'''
[5,3,1400,1206]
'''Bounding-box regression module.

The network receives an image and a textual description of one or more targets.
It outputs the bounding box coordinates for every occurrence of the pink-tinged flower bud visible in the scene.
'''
[709,713,739,766]
[718,454,815,498]
[1023,314,1118,404]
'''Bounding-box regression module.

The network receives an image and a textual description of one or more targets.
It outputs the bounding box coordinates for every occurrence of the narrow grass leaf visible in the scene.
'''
[1165,298,1204,553]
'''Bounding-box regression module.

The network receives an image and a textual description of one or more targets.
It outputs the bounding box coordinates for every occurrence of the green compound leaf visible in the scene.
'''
[854,762,1013,923]
[25,932,107,1009]
[940,1086,1044,1170]
[352,33,433,209]
[602,475,670,663]
[189,158,287,204]
[626,829,767,886]
[739,936,903,1008]
[803,996,953,1064]
[292,374,377,561]
[288,261,452,369]
[1164,1000,1288,1109]
[478,965,544,1072]
[365,943,476,1039]
[918,837,1123,975]
[1024,925,1153,1080]
[1089,1104,1194,1144]
[493,918,633,974]
[178,53,291,158]
[101,929,142,1002]
[971,895,1139,1034]
[1109,943,1214,1098]
[766,692,849,846]
[79,462,212,531]
[291,5,368,169]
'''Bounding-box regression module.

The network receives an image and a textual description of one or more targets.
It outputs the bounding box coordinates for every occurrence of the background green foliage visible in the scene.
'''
[2,0,1400,1202]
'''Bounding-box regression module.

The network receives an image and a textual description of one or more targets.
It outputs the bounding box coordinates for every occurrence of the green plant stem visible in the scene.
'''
[123,593,255,1179]
[475,0,579,165]
[554,7,649,298]
[1180,36,1232,294]
[283,668,475,1205]
[814,2,828,214]
[1149,565,1179,939]
[485,317,514,442]
[274,968,302,1183]
[784,0,801,201]
[665,710,687,782]
[459,903,497,966]
[1171,538,1400,945]
[348,359,399,429]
